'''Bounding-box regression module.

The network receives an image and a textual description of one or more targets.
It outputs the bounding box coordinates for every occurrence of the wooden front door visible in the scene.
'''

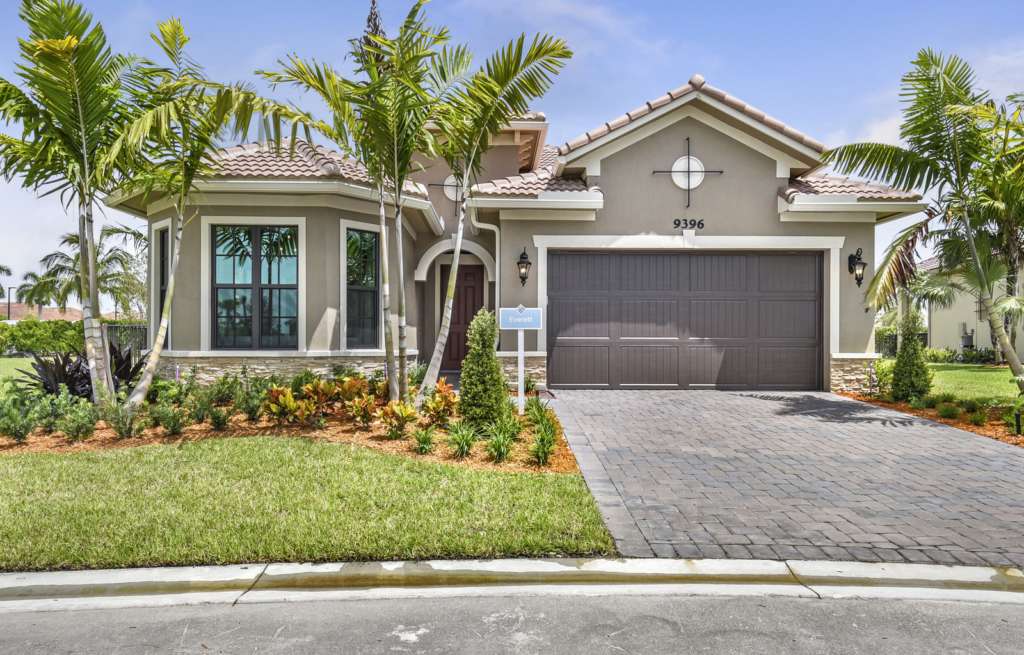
[440,264,485,370]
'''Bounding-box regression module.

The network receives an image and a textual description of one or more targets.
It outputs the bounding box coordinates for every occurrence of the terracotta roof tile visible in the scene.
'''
[783,175,922,202]
[211,140,427,198]
[472,145,595,197]
[558,73,827,157]
[2,304,83,322]
[918,256,940,271]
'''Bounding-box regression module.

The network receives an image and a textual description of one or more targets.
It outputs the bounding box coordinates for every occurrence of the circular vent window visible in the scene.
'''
[671,156,705,190]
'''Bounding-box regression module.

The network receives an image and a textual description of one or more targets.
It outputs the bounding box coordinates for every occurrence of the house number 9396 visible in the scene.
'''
[673,218,704,230]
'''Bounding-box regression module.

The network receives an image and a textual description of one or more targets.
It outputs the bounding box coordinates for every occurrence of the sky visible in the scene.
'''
[0,0,1022,308]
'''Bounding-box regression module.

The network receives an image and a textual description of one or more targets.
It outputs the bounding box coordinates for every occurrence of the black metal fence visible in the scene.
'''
[106,323,148,353]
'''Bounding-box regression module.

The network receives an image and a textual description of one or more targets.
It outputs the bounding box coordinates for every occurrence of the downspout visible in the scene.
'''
[469,205,500,313]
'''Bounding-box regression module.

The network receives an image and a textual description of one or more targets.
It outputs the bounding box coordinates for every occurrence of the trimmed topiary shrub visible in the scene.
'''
[458,310,507,427]
[891,310,931,402]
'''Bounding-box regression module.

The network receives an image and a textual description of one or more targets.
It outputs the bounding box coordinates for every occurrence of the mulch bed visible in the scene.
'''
[0,411,580,474]
[840,392,1024,449]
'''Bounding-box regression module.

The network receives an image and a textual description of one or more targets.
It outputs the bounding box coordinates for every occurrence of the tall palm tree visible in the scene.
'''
[824,48,1024,392]
[16,271,57,318]
[36,224,140,310]
[0,265,11,299]
[111,19,310,408]
[416,34,572,403]
[0,0,141,399]
[348,1,469,400]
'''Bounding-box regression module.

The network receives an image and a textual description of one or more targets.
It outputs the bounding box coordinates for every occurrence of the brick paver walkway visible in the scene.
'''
[552,390,1024,567]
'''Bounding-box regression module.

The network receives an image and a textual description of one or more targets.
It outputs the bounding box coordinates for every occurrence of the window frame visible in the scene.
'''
[149,219,172,349]
[340,219,384,352]
[200,216,305,353]
[211,224,300,351]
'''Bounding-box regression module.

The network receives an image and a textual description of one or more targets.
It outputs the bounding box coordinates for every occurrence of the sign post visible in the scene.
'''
[498,305,543,415]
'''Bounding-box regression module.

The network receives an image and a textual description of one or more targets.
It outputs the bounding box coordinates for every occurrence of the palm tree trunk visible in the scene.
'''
[416,191,467,406]
[378,191,399,401]
[964,219,1024,390]
[127,210,183,408]
[78,202,113,402]
[394,206,409,401]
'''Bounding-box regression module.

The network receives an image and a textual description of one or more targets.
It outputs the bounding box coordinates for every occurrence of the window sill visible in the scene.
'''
[163,350,419,358]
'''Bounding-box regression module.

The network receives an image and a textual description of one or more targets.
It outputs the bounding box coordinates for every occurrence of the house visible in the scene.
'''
[107,74,925,391]
[920,256,1024,358]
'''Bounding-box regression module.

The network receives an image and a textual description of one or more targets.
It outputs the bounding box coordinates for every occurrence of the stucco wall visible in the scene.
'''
[496,116,876,358]
[153,204,420,353]
[928,290,1024,358]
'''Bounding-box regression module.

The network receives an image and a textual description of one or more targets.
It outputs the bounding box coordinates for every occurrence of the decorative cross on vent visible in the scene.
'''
[652,137,724,208]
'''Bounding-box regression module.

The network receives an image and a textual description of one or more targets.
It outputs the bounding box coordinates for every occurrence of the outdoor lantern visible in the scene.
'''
[516,248,532,286]
[848,248,867,287]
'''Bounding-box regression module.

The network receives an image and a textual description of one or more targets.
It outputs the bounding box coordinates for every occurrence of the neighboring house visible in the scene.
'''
[920,256,1024,358]
[107,74,925,391]
[1,303,83,323]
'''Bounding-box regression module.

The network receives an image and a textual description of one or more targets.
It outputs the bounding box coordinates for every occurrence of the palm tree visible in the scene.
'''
[0,265,11,299]
[16,271,57,318]
[348,1,469,400]
[112,19,310,408]
[0,0,143,398]
[824,48,1024,392]
[36,224,140,310]
[416,34,572,403]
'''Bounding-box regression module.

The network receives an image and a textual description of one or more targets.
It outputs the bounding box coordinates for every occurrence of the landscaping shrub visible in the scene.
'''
[422,378,457,427]
[377,400,418,440]
[968,411,987,426]
[331,363,361,380]
[408,362,428,387]
[209,406,231,431]
[0,395,36,442]
[187,389,214,424]
[102,396,143,439]
[367,371,389,400]
[290,369,320,398]
[922,394,940,408]
[301,379,341,415]
[20,342,143,400]
[56,396,98,441]
[936,391,957,404]
[338,375,369,402]
[147,376,185,405]
[908,396,927,410]
[530,422,557,466]
[936,403,961,419]
[923,347,957,363]
[486,431,514,463]
[524,397,550,426]
[873,358,895,396]
[264,386,315,426]
[150,402,188,436]
[208,372,242,405]
[346,394,376,429]
[234,385,265,422]
[447,421,477,458]
[959,347,997,364]
[413,425,436,454]
[0,318,83,354]
[459,310,506,426]
[487,412,522,442]
[891,311,931,402]
[524,373,538,394]
[960,398,981,413]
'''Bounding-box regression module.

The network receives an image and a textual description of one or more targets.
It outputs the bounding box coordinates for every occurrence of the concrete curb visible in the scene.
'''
[1,558,1021,612]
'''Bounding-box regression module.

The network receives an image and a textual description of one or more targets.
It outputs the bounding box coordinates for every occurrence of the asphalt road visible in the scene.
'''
[1,592,1021,654]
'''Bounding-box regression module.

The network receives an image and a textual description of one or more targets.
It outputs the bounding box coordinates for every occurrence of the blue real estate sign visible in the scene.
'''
[498,305,543,331]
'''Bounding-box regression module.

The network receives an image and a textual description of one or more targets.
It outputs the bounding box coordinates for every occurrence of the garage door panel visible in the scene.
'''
[619,299,679,339]
[548,345,610,387]
[688,345,749,388]
[757,347,820,388]
[689,299,749,339]
[550,298,610,339]
[617,346,679,386]
[759,299,818,339]
[547,251,822,390]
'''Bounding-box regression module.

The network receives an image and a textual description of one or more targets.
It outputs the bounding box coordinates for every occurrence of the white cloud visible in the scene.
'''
[972,41,1024,100]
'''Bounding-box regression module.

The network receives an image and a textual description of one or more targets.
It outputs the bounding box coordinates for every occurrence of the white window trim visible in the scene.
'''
[531,232,848,358]
[200,215,306,353]
[340,218,385,352]
[149,218,172,350]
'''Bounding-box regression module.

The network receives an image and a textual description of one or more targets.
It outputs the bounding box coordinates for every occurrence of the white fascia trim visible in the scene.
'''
[340,218,385,351]
[780,212,879,223]
[200,215,306,352]
[413,237,496,282]
[149,218,172,349]
[499,209,596,222]
[531,233,845,360]
[468,195,604,210]
[831,352,882,359]
[565,95,817,174]
[786,200,928,214]
[163,349,418,358]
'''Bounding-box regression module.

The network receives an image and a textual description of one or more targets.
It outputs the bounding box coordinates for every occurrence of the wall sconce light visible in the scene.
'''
[516,248,532,286]
[848,248,867,287]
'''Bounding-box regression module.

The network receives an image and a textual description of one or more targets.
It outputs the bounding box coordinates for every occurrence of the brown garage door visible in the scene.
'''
[547,251,822,390]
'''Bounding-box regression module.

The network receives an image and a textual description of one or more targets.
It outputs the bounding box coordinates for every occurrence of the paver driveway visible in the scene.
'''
[552,390,1024,567]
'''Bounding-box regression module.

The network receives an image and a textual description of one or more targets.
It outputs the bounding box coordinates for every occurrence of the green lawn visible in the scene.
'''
[0,436,614,571]
[928,363,1019,402]
[0,357,31,381]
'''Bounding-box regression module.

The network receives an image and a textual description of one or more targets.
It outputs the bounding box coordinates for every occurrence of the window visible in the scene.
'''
[157,227,169,347]
[346,228,379,349]
[212,225,298,349]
